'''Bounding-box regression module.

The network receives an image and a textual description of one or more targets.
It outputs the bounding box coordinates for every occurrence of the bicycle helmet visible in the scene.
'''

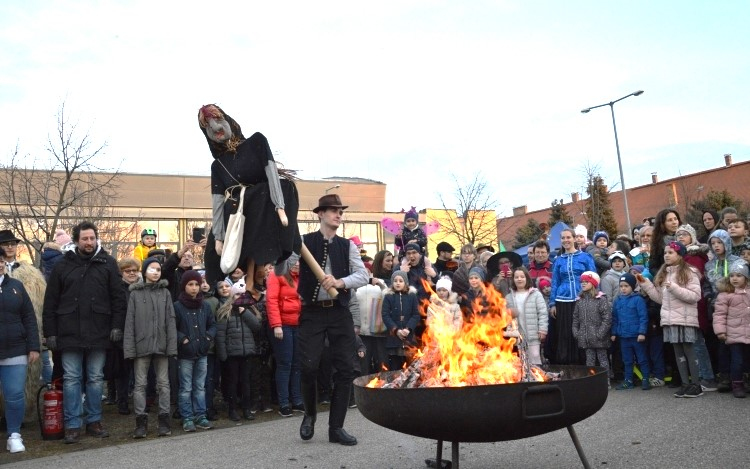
[141,228,157,238]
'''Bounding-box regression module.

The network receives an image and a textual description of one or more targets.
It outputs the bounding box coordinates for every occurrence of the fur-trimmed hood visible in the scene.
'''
[686,243,710,255]
[386,285,418,296]
[129,279,170,291]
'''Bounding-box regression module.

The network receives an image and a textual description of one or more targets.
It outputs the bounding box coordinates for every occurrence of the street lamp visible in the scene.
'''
[324,184,341,194]
[581,90,643,236]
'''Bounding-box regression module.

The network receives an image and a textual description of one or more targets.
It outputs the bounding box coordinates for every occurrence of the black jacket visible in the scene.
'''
[42,247,127,350]
[0,276,41,359]
[216,307,261,361]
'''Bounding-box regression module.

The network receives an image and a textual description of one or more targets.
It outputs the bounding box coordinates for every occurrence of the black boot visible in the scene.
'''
[300,379,317,441]
[732,381,747,398]
[158,413,172,436]
[134,414,148,439]
[228,400,241,422]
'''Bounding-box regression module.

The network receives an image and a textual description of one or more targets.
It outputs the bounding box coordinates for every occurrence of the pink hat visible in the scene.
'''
[54,229,72,246]
[349,236,363,247]
[538,277,552,289]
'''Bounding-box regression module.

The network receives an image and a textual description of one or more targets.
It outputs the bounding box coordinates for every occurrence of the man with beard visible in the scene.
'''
[42,221,126,444]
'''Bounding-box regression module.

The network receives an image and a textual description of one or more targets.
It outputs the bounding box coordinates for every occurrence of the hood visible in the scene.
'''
[198,104,245,159]
[129,279,170,291]
[430,291,458,305]
[708,229,732,257]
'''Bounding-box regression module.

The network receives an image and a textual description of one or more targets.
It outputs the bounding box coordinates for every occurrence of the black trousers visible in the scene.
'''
[224,356,253,410]
[298,304,356,429]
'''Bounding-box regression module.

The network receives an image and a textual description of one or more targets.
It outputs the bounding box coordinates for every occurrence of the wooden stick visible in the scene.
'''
[300,244,339,298]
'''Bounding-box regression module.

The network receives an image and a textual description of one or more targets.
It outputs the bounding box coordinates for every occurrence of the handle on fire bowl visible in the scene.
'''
[521,384,565,420]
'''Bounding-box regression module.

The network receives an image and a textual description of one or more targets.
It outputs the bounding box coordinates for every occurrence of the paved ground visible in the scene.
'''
[3,386,748,469]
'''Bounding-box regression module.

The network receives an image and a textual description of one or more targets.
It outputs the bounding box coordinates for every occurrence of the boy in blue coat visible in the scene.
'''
[611,273,651,390]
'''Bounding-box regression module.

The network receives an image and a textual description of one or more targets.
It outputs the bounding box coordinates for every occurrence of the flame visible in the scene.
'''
[369,279,547,388]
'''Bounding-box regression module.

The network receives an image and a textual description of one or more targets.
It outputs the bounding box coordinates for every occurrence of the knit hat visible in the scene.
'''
[54,229,72,246]
[729,261,750,279]
[675,224,698,246]
[391,270,409,285]
[666,240,687,257]
[141,256,162,279]
[619,273,637,290]
[537,277,552,289]
[468,266,486,282]
[403,207,419,222]
[580,271,600,288]
[436,241,455,255]
[180,270,203,292]
[574,225,588,239]
[435,276,452,292]
[404,242,421,253]
[629,265,645,274]
[608,251,628,265]
[592,231,609,245]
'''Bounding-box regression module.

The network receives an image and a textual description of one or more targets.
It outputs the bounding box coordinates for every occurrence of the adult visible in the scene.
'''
[197,104,300,285]
[433,242,457,277]
[649,209,681,275]
[528,240,553,287]
[283,194,369,446]
[0,230,21,273]
[719,206,739,230]
[452,244,481,296]
[549,228,596,365]
[487,251,523,297]
[0,261,40,453]
[163,240,203,301]
[42,221,126,444]
[476,243,495,255]
[698,210,720,244]
[400,243,437,302]
[370,250,394,287]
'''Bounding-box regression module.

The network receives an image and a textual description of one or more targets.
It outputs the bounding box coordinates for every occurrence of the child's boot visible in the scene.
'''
[134,414,148,439]
[158,413,172,436]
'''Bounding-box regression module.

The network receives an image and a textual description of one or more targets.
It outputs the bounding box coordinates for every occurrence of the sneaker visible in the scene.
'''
[182,419,196,432]
[278,406,293,417]
[641,381,652,391]
[683,383,704,398]
[291,403,305,413]
[615,380,634,390]
[649,377,665,387]
[262,405,273,413]
[6,433,25,453]
[700,379,718,392]
[673,385,688,398]
[194,416,213,430]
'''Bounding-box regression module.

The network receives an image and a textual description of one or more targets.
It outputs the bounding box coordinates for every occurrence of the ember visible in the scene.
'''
[368,281,556,388]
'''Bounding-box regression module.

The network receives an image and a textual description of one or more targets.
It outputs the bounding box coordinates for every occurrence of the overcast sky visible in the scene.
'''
[1,1,748,216]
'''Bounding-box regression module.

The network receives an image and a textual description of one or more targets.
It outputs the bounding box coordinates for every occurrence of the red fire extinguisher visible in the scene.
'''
[37,379,64,440]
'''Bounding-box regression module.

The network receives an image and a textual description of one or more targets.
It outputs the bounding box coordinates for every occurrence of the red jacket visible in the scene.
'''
[266,271,302,328]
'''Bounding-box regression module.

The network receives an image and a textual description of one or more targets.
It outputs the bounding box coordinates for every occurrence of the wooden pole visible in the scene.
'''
[300,244,339,298]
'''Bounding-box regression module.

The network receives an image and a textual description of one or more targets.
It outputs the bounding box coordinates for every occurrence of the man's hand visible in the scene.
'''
[179,240,196,257]
[28,351,40,364]
[46,336,57,351]
[321,275,344,291]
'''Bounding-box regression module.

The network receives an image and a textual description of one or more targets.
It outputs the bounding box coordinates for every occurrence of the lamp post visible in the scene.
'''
[581,90,643,236]
[324,184,341,194]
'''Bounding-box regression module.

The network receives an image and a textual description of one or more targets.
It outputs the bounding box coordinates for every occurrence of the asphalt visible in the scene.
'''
[5,386,749,469]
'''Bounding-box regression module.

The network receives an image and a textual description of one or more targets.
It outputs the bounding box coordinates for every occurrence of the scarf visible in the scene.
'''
[178,291,204,309]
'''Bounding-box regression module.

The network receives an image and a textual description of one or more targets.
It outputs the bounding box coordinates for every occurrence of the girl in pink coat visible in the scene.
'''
[712,262,750,398]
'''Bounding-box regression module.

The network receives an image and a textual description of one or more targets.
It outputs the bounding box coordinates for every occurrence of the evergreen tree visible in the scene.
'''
[585,174,619,238]
[549,198,574,226]
[686,189,745,229]
[513,219,543,249]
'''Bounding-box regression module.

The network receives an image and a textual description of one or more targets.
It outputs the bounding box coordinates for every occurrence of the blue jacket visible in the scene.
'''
[382,287,420,349]
[611,292,648,338]
[174,299,216,359]
[550,250,596,307]
[0,276,40,359]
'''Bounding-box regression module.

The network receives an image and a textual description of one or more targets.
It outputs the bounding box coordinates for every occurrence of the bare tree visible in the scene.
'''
[0,102,121,265]
[437,173,500,246]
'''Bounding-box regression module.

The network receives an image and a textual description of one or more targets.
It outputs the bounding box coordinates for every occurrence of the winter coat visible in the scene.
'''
[266,271,301,328]
[381,287,420,349]
[571,292,612,349]
[705,230,742,295]
[600,269,627,307]
[40,248,64,281]
[42,247,127,350]
[529,260,553,286]
[640,266,701,328]
[216,306,261,361]
[395,227,427,258]
[550,250,596,307]
[683,245,710,331]
[426,292,462,332]
[585,246,611,275]
[713,290,750,344]
[0,276,40,359]
[133,242,160,262]
[174,299,216,359]
[123,280,177,359]
[611,292,648,338]
[505,288,548,346]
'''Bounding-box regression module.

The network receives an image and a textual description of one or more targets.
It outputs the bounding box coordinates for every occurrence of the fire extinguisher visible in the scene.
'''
[36,379,64,440]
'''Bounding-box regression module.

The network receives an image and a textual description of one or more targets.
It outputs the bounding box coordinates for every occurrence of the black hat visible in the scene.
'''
[312,194,348,213]
[487,251,523,279]
[0,230,20,244]
[436,241,455,255]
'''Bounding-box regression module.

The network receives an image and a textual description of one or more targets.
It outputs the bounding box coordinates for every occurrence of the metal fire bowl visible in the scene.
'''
[353,365,608,443]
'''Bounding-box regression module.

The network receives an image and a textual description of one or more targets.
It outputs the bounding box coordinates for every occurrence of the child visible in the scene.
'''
[133,228,160,262]
[611,273,651,390]
[587,231,612,275]
[505,267,548,365]
[174,270,216,431]
[574,225,590,250]
[123,257,177,438]
[639,241,703,398]
[600,251,629,307]
[713,262,750,398]
[215,282,261,421]
[460,267,491,320]
[538,277,552,308]
[382,271,420,370]
[426,276,462,332]
[395,207,427,261]
[727,219,750,256]
[740,243,750,265]
[571,272,612,378]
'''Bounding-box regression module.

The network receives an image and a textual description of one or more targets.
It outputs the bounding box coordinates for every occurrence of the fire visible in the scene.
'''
[366,279,548,388]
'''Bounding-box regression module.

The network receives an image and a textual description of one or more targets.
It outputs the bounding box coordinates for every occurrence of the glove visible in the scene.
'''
[46,336,57,351]
[109,329,123,342]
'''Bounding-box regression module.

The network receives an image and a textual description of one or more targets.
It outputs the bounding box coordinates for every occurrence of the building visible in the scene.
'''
[497,154,750,248]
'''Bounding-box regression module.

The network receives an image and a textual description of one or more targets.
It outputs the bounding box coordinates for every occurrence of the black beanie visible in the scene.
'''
[141,256,162,279]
